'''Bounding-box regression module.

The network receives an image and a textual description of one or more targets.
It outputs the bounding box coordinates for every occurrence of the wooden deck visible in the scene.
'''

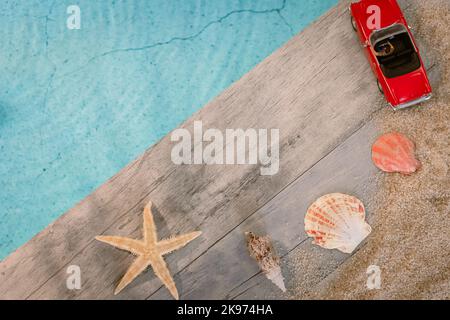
[0,0,427,299]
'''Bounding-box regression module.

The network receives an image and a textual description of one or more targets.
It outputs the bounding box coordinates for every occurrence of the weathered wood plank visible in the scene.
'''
[228,0,438,300]
[148,120,380,300]
[1,0,387,299]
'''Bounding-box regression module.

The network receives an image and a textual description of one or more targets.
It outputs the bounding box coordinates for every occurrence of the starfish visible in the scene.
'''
[95,201,201,299]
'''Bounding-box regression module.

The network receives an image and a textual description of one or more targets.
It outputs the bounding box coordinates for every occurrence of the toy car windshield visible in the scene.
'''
[370,24,421,78]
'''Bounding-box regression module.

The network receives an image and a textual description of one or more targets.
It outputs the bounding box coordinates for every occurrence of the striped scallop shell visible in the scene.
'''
[372,132,421,174]
[304,193,371,254]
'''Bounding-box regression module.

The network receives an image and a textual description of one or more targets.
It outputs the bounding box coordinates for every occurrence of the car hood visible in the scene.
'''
[385,68,432,105]
[352,0,404,39]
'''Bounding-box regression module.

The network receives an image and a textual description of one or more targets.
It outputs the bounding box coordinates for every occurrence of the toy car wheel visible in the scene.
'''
[351,16,357,31]
[377,80,384,95]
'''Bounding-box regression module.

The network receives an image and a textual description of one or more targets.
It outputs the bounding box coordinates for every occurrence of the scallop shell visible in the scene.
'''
[372,132,421,174]
[304,193,371,254]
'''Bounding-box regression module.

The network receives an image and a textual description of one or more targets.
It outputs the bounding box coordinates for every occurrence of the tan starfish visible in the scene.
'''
[95,201,201,299]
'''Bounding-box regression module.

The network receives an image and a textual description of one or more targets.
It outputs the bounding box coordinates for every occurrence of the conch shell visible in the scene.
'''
[372,132,421,174]
[245,232,286,292]
[304,193,371,254]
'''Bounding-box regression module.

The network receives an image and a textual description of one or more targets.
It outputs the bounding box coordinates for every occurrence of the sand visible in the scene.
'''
[291,0,450,300]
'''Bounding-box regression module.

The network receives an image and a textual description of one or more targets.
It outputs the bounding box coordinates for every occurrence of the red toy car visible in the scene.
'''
[349,0,432,110]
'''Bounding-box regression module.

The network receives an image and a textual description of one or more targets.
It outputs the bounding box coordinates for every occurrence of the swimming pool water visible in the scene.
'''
[0,0,338,259]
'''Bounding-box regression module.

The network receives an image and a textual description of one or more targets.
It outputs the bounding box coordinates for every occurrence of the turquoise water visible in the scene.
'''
[0,0,338,259]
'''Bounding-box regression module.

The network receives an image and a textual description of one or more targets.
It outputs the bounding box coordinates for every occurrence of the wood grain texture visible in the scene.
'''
[229,121,380,300]
[149,120,380,300]
[0,0,420,299]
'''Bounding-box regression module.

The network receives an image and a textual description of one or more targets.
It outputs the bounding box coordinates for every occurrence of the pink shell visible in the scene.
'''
[372,132,421,174]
